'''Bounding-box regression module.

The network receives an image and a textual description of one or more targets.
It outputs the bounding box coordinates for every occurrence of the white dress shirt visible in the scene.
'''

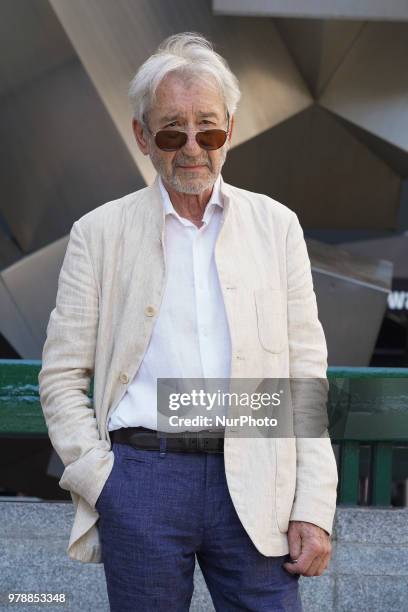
[108,173,232,432]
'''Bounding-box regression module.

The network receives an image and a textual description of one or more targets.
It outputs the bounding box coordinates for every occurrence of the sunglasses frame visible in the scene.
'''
[144,111,230,152]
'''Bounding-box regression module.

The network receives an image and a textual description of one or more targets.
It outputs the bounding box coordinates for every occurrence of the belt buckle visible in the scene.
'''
[181,432,222,453]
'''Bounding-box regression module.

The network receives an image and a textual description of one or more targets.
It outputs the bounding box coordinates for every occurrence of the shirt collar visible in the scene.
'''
[158,174,223,226]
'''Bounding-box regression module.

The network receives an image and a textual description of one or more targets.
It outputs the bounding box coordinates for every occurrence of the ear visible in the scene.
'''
[227,114,234,144]
[132,118,150,155]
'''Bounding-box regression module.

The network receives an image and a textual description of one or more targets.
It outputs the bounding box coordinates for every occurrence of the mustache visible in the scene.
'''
[174,157,210,167]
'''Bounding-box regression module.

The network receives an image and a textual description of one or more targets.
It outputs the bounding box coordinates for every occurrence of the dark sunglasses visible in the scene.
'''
[145,113,230,152]
[155,128,228,151]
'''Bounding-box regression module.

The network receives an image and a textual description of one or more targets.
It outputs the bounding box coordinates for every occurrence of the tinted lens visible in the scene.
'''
[155,129,228,151]
[155,130,187,151]
[196,129,227,150]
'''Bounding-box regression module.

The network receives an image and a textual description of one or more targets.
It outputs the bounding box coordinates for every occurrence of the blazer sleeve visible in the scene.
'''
[38,220,113,510]
[285,211,338,535]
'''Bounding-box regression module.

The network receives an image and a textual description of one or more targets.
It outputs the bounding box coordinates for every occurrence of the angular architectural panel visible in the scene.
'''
[0,0,143,358]
[274,18,364,97]
[319,22,408,154]
[222,105,400,229]
[0,0,142,254]
[331,113,408,178]
[213,0,408,21]
[307,239,392,366]
[0,61,142,254]
[0,237,69,358]
[339,234,408,279]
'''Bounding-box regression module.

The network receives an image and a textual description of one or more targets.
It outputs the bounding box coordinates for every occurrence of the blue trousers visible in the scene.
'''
[96,439,302,611]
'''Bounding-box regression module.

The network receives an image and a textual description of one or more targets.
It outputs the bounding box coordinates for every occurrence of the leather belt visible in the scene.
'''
[110,426,225,453]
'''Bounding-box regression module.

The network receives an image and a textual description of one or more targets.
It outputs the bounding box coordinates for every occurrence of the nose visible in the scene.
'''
[181,129,202,156]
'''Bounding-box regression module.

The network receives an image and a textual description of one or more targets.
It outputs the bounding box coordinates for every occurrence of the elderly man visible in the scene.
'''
[39,32,338,611]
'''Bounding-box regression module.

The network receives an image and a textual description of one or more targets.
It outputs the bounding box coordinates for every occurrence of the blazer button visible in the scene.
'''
[119,372,129,384]
[145,305,156,317]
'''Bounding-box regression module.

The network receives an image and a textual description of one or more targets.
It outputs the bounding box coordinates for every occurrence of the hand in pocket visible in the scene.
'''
[95,449,118,512]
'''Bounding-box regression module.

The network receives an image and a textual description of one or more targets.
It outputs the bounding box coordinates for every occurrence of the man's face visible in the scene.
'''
[134,72,233,194]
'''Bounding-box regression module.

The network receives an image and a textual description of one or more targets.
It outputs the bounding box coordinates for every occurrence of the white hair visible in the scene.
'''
[128,32,241,124]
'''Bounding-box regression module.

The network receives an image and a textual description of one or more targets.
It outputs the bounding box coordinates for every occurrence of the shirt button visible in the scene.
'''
[144,305,156,317]
[119,372,129,384]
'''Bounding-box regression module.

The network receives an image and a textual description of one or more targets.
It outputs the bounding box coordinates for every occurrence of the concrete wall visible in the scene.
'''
[0,503,407,611]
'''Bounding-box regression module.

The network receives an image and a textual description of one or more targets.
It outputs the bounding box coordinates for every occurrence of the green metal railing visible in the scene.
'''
[1,360,407,506]
[328,367,408,506]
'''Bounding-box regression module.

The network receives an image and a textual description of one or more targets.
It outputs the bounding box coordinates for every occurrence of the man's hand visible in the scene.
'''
[283,520,332,577]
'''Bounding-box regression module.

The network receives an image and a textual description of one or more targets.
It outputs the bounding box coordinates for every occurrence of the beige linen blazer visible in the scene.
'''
[38,174,338,564]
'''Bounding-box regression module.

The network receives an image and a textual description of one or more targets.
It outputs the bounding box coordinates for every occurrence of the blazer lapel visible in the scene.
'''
[105,175,166,426]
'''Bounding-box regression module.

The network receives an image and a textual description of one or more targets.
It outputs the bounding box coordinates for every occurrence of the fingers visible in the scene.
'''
[315,551,331,576]
[283,546,316,575]
[283,538,332,577]
[304,555,322,577]
[287,528,302,562]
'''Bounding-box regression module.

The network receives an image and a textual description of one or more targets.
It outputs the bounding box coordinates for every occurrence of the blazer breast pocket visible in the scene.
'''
[254,287,286,353]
